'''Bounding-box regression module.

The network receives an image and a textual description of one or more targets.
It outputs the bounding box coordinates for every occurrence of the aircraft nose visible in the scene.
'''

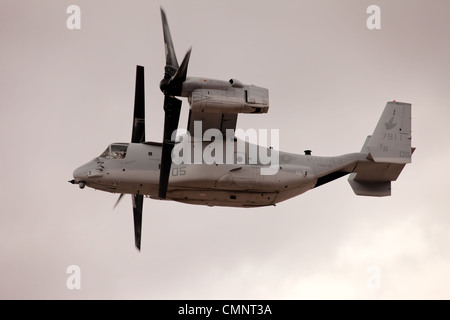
[71,164,90,189]
[71,159,103,188]
[73,166,87,181]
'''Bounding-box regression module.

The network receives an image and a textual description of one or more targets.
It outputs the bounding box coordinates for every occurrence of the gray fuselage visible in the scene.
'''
[73,140,365,207]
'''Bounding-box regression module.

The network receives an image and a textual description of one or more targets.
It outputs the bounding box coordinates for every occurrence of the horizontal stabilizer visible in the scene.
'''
[351,161,407,182]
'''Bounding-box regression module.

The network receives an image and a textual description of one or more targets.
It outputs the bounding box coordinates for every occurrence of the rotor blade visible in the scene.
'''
[132,194,143,251]
[158,96,182,199]
[160,6,179,78]
[113,193,125,209]
[131,65,145,143]
[170,47,192,89]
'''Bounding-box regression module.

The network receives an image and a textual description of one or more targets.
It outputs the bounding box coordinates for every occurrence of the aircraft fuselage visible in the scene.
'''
[73,141,365,207]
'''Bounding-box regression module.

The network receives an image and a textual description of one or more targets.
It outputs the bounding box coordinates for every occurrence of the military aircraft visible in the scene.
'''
[70,8,414,251]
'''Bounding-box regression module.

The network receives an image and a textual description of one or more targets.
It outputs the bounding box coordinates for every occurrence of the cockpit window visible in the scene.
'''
[99,143,129,159]
[111,144,128,159]
[99,147,110,158]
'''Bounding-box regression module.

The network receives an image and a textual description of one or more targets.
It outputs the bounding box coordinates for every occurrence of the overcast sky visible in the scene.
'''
[1,0,450,299]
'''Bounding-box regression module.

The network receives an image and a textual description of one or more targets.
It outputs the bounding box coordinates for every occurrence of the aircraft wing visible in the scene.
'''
[187,110,238,137]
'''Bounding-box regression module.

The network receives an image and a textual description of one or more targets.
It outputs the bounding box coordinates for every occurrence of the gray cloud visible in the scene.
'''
[1,0,450,299]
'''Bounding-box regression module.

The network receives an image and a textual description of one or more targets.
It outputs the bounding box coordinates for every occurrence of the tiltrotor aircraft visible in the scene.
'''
[70,8,414,250]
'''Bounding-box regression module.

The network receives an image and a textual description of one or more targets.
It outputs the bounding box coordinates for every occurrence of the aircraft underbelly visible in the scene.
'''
[166,179,316,207]
[167,188,279,207]
[85,162,316,207]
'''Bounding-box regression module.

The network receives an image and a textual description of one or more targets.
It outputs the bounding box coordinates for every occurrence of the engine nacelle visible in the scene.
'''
[188,84,269,114]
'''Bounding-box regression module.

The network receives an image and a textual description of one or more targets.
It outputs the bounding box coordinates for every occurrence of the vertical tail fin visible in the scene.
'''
[348,101,413,197]
[366,101,412,164]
